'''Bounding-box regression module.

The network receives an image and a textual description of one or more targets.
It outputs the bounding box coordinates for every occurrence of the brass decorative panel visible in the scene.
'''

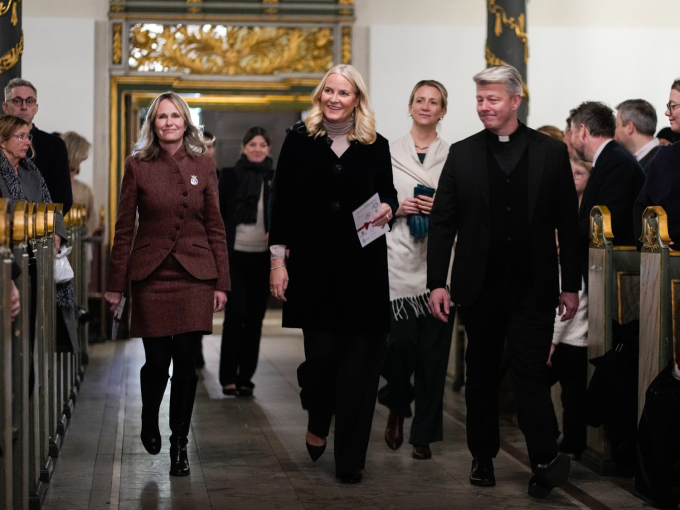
[129,24,334,75]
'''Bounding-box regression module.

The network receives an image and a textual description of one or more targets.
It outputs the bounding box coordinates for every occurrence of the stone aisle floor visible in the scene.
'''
[41,313,653,510]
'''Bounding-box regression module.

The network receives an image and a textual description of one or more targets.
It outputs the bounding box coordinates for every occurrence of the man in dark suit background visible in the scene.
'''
[614,99,661,172]
[427,65,580,499]
[2,78,73,213]
[570,102,646,279]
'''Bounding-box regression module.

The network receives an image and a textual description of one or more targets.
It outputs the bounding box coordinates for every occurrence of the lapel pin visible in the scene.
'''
[191,175,198,186]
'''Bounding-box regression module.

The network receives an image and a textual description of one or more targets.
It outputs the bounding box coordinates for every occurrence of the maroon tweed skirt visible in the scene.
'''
[130,254,215,338]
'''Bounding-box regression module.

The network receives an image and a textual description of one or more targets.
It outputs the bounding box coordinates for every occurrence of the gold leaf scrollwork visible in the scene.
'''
[339,0,353,15]
[0,0,20,26]
[129,24,334,76]
[643,222,660,251]
[112,24,123,65]
[591,220,603,248]
[342,26,351,64]
[487,0,528,64]
[111,0,124,12]
[485,44,529,102]
[0,33,23,74]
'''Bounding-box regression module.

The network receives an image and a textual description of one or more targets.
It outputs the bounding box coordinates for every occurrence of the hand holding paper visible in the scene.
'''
[353,193,390,248]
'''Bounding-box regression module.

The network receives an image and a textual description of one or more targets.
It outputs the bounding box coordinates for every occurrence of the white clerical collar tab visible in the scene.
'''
[499,135,510,142]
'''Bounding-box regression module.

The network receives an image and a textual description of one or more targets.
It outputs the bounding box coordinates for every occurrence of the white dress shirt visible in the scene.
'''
[634,137,660,162]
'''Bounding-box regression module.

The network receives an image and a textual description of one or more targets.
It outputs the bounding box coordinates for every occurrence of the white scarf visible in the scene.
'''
[387,133,450,319]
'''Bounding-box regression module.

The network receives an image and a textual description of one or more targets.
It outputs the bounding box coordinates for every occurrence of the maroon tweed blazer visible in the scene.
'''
[108,145,230,293]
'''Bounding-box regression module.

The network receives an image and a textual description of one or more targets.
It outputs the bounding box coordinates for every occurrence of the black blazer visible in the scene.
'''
[427,127,581,308]
[268,125,398,334]
[639,144,661,173]
[30,125,73,213]
[633,142,680,244]
[578,140,645,278]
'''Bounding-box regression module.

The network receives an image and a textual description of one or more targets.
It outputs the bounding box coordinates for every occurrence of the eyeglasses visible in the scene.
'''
[9,96,37,107]
[13,133,33,143]
[667,102,680,111]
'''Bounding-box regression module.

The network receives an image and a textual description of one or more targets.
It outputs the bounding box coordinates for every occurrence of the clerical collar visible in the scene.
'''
[486,122,525,143]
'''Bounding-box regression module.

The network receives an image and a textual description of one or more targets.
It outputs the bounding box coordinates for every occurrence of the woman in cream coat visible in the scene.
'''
[379,80,454,460]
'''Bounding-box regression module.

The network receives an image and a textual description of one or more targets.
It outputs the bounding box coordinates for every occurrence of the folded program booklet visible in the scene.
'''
[353,193,389,248]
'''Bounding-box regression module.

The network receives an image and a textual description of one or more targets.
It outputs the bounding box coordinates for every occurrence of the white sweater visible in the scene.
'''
[552,275,588,347]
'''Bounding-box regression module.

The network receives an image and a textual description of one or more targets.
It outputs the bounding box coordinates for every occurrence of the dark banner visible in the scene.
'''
[486,0,528,123]
[0,0,22,98]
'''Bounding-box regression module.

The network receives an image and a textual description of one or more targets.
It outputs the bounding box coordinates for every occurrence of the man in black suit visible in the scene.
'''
[571,102,646,278]
[614,99,661,172]
[427,65,581,499]
[2,78,73,213]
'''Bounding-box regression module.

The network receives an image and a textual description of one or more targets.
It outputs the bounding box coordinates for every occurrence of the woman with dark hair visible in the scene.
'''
[105,92,229,477]
[218,126,274,397]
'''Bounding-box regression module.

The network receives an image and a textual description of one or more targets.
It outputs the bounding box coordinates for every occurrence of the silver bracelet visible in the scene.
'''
[270,264,286,271]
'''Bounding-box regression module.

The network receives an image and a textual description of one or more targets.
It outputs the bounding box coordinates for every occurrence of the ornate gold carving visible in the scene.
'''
[485,44,529,101]
[112,24,123,65]
[643,222,660,251]
[0,0,20,26]
[339,0,353,15]
[130,24,334,75]
[111,0,124,12]
[0,33,23,75]
[342,26,351,64]
[591,220,603,248]
[263,0,278,15]
[487,0,528,64]
[187,0,201,14]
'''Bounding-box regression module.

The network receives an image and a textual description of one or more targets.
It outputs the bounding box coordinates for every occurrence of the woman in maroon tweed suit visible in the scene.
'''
[105,92,230,477]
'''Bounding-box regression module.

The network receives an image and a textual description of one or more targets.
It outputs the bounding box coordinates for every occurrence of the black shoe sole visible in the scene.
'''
[470,478,496,487]
[222,387,237,396]
[543,453,571,487]
[337,473,362,484]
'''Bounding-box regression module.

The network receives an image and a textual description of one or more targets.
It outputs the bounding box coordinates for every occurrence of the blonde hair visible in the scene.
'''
[409,80,448,110]
[305,64,376,145]
[133,91,206,161]
[61,131,91,174]
[537,125,564,141]
[0,114,35,159]
[569,155,593,174]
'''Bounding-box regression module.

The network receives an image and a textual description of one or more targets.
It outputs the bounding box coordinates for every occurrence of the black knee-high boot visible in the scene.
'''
[169,376,198,476]
[140,365,169,455]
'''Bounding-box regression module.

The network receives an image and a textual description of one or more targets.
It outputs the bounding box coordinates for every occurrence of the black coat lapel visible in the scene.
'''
[527,131,546,224]
[470,133,489,211]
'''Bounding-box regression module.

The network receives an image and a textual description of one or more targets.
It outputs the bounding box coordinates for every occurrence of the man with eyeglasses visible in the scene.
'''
[2,78,72,213]
[634,80,680,246]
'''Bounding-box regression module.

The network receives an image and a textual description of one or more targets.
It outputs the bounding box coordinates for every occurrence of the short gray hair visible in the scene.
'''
[4,78,37,101]
[616,99,657,137]
[473,65,523,97]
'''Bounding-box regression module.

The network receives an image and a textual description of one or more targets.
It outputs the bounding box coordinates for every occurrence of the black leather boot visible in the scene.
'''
[169,376,198,476]
[140,366,169,455]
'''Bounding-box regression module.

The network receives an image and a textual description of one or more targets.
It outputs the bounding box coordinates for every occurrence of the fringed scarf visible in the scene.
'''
[386,133,451,320]
[0,151,74,309]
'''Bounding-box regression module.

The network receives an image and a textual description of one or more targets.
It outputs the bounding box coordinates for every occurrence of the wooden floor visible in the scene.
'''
[40,313,652,510]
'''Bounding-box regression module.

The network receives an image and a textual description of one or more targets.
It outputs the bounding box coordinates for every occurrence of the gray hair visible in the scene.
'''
[616,99,657,137]
[4,78,37,100]
[473,65,523,97]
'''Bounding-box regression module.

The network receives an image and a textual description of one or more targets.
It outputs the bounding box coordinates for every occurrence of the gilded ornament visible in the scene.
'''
[111,0,124,12]
[0,33,23,75]
[591,220,603,248]
[0,0,20,25]
[341,26,351,64]
[487,0,529,64]
[485,45,529,101]
[129,24,334,75]
[187,0,202,14]
[263,0,279,15]
[643,222,660,251]
[338,0,353,15]
[113,24,123,65]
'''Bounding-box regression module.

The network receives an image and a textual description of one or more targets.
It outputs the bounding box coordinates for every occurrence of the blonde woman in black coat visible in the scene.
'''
[269,64,398,484]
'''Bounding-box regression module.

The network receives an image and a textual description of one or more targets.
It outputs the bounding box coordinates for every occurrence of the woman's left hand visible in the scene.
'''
[54,235,61,252]
[214,291,227,312]
[416,195,435,216]
[371,203,393,228]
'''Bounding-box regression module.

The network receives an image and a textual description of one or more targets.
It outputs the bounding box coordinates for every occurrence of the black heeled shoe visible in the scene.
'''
[337,471,362,484]
[140,367,168,455]
[169,437,190,477]
[306,441,327,462]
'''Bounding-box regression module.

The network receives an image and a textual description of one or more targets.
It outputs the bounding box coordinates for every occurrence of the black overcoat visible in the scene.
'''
[30,125,73,214]
[268,125,398,334]
[427,127,581,308]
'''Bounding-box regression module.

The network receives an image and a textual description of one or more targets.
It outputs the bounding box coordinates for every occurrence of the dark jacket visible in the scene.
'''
[268,125,398,334]
[30,125,73,214]
[218,159,273,256]
[107,146,230,293]
[578,140,645,279]
[633,142,680,244]
[639,144,661,173]
[427,127,581,308]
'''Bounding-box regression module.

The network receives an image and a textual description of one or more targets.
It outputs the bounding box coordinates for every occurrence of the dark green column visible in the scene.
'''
[486,0,528,123]
[0,0,22,97]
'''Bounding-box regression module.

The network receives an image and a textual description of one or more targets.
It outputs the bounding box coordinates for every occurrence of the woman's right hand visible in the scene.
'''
[270,264,288,302]
[105,291,123,312]
[396,197,420,217]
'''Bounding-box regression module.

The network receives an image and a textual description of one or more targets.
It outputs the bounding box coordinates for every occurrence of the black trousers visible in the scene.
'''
[378,304,454,445]
[219,250,270,388]
[551,343,588,454]
[460,279,558,469]
[142,332,202,379]
[298,329,385,476]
